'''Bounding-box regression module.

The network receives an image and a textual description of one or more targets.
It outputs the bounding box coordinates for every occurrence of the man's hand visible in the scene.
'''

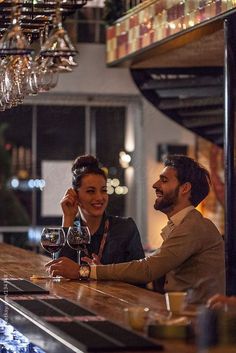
[45,257,80,279]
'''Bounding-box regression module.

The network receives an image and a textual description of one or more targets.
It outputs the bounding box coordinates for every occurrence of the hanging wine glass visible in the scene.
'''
[43,56,73,73]
[25,60,40,96]
[0,0,34,57]
[0,0,82,110]
[40,0,78,58]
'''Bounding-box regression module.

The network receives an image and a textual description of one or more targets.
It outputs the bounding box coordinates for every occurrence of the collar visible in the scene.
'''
[160,206,195,241]
[170,205,195,227]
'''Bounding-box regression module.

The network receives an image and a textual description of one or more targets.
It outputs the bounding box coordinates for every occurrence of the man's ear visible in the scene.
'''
[181,182,191,195]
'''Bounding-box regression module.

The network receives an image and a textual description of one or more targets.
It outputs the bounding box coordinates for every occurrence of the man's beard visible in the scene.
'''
[154,185,180,213]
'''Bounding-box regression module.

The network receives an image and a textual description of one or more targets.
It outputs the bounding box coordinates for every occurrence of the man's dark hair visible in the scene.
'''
[164,155,211,207]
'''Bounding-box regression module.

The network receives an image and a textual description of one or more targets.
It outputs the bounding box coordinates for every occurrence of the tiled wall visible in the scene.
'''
[106,0,236,64]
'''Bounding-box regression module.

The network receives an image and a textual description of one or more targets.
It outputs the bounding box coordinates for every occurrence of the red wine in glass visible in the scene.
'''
[42,244,63,254]
[67,226,91,265]
[41,227,66,260]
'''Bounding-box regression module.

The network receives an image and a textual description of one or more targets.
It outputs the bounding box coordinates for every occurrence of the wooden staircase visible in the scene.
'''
[131,66,224,147]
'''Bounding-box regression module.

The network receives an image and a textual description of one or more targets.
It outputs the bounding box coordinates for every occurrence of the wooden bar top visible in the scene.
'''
[0,243,197,353]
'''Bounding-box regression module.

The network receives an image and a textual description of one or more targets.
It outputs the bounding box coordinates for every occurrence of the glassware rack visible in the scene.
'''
[0,0,87,40]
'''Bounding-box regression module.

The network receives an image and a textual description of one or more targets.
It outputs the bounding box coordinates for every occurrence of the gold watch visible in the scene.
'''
[79,264,91,280]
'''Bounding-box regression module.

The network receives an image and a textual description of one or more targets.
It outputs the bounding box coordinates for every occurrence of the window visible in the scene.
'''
[65,7,106,44]
[0,103,126,248]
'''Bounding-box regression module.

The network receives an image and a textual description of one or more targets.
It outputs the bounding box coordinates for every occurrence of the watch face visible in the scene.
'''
[79,265,90,280]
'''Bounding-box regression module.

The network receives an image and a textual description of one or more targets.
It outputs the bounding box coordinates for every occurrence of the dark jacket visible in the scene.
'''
[59,214,145,264]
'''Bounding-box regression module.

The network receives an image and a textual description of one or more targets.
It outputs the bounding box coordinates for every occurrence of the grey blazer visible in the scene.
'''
[96,209,225,304]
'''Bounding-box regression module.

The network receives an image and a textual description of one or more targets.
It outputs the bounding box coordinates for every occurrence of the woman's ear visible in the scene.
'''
[75,190,81,206]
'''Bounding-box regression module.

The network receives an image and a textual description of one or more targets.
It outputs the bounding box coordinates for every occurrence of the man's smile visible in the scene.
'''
[155,189,163,198]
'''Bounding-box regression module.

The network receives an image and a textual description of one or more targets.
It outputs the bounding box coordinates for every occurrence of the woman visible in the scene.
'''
[59,155,145,265]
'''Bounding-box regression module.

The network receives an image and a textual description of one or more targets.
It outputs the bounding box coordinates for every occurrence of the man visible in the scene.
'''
[46,155,225,304]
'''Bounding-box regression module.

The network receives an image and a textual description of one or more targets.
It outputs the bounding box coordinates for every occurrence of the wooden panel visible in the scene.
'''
[131,28,224,69]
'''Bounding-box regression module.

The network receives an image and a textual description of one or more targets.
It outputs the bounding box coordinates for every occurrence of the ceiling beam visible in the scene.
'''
[182,115,223,128]
[156,86,223,99]
[158,96,224,110]
[178,108,224,116]
[141,75,223,90]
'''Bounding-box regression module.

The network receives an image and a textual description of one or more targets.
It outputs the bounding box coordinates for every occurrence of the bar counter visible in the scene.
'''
[0,243,197,353]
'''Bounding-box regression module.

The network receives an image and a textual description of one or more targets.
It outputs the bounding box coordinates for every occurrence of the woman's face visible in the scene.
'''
[77,174,108,218]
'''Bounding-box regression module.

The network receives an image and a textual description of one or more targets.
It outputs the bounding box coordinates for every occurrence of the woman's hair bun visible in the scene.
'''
[71,155,106,189]
[72,155,99,173]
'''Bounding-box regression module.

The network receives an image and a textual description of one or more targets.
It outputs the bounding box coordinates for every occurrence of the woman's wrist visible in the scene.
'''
[62,216,74,227]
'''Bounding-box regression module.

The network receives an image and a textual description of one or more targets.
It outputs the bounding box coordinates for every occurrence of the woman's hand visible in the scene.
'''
[81,253,101,265]
[60,188,79,226]
[45,257,80,279]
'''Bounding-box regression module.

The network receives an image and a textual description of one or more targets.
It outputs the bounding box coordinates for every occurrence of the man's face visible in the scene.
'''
[152,166,181,214]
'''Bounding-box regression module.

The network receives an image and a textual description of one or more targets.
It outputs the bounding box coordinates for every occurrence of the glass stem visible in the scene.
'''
[77,250,81,265]
[52,253,56,260]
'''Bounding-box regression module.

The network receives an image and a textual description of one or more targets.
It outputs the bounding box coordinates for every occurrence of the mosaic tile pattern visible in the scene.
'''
[106,0,236,64]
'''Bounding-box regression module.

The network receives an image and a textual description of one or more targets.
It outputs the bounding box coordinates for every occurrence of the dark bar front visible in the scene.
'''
[224,15,236,295]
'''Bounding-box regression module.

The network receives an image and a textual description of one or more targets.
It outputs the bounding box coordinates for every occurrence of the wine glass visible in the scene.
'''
[67,226,91,265]
[41,227,66,260]
[40,0,78,59]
